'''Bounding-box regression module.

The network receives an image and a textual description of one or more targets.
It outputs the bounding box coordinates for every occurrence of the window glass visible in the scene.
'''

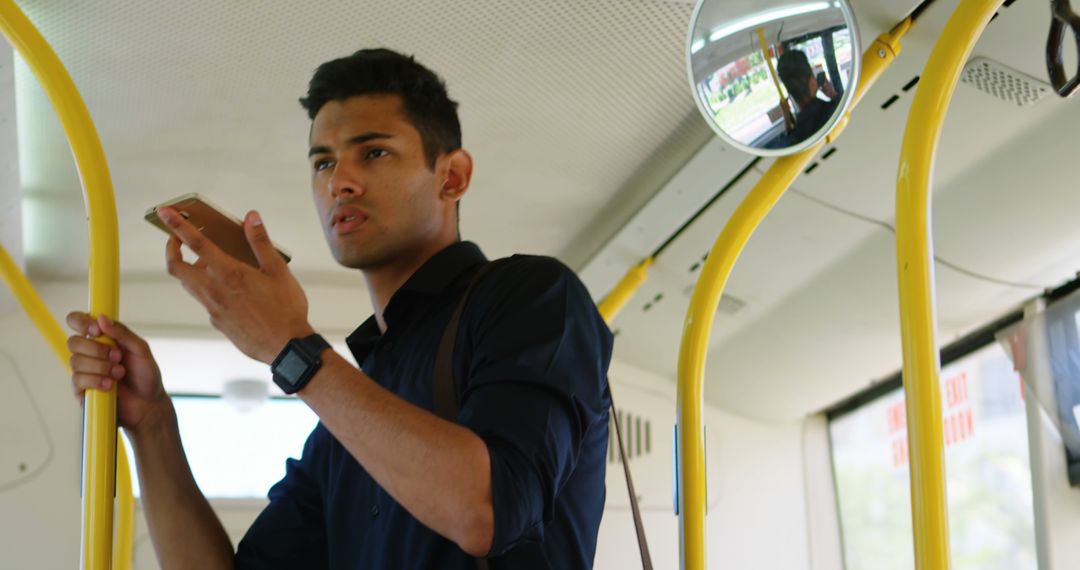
[121,336,356,498]
[829,343,1037,569]
[125,396,319,498]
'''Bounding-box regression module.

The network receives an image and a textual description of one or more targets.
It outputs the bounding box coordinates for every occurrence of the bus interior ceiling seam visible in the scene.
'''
[786,188,1052,291]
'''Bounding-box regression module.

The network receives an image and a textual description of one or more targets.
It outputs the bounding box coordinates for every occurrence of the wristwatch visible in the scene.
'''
[270,333,332,394]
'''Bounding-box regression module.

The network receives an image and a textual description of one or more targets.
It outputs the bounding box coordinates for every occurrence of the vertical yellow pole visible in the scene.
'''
[895,1,1001,568]
[0,244,134,569]
[676,24,907,569]
[0,2,121,569]
[756,27,795,131]
[113,444,134,570]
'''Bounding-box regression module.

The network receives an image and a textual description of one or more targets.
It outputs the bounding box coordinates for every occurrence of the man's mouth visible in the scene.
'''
[331,206,368,235]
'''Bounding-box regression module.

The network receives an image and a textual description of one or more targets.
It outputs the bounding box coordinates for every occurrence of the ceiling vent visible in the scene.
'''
[961,57,1052,107]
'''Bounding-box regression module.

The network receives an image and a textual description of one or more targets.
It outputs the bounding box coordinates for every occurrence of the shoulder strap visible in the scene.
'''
[433,260,499,570]
[609,390,653,569]
[433,260,501,423]
[433,259,652,570]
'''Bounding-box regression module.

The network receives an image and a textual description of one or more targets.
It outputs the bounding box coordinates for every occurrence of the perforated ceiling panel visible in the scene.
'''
[961,56,1052,107]
[14,0,698,282]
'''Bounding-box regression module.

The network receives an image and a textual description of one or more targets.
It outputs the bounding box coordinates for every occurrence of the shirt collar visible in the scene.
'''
[396,240,488,297]
[345,241,488,357]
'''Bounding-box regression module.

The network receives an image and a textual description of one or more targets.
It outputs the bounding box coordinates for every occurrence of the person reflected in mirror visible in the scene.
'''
[777,49,841,144]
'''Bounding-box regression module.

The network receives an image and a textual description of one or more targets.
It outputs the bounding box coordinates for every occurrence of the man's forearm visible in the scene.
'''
[129,401,235,570]
[298,350,495,556]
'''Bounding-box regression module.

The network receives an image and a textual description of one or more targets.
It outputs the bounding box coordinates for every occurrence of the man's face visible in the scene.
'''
[308,95,447,270]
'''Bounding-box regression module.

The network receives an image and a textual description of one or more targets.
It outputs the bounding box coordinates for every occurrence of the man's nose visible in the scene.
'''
[328,168,359,199]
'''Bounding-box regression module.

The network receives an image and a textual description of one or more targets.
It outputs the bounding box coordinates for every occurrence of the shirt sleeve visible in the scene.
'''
[456,256,613,556]
[235,424,329,569]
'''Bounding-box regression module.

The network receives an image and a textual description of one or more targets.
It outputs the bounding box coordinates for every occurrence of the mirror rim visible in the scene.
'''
[685,0,862,157]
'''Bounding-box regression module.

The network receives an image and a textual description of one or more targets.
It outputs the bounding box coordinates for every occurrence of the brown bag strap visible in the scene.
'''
[609,390,653,569]
[433,261,501,423]
[434,259,652,570]
[434,260,501,570]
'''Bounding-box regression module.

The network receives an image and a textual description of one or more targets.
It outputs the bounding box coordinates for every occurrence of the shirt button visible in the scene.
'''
[370,505,380,517]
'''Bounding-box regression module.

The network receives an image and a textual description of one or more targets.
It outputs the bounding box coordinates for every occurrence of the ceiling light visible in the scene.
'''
[222,378,270,412]
[708,2,832,43]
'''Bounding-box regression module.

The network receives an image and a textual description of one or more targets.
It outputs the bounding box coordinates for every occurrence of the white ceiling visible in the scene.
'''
[11,0,699,284]
[6,0,1080,420]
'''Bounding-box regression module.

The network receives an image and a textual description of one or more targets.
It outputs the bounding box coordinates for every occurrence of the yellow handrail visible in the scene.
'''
[0,245,133,569]
[0,2,122,569]
[676,22,909,569]
[895,1,1001,567]
[596,257,653,322]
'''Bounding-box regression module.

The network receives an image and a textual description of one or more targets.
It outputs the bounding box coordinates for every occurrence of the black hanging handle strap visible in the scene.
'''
[1047,0,1080,97]
[433,260,653,570]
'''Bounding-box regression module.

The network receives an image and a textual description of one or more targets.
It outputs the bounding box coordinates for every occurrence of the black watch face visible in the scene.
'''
[277,351,309,387]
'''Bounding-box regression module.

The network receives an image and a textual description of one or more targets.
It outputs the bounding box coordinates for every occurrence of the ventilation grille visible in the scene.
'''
[961,57,1051,107]
[609,408,651,464]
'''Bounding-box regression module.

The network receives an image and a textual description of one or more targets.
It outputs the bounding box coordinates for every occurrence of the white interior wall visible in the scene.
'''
[0,40,21,318]
[0,306,81,570]
[597,359,814,570]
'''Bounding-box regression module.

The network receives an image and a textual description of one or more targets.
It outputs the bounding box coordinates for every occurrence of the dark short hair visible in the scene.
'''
[777,49,813,103]
[299,49,461,168]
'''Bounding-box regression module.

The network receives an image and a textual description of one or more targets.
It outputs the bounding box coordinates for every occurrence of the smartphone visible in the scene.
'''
[816,71,827,87]
[144,193,291,268]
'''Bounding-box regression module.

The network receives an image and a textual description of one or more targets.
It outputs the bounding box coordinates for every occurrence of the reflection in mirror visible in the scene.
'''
[687,0,860,155]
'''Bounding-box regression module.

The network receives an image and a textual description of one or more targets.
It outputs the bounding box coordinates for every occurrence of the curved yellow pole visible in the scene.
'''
[895,2,1001,568]
[597,258,653,322]
[0,2,121,569]
[0,245,134,569]
[676,23,908,569]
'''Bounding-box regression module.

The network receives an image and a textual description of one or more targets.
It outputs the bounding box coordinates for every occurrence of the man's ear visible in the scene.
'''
[440,149,473,203]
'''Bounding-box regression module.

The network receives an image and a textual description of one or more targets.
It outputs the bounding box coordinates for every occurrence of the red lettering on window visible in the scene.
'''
[887,401,907,434]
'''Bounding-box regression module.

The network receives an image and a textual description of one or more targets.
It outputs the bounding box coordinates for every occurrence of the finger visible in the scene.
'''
[70,352,124,378]
[158,206,223,264]
[67,335,118,361]
[66,311,97,336]
[97,315,153,357]
[72,372,115,395]
[165,235,211,289]
[244,210,286,275]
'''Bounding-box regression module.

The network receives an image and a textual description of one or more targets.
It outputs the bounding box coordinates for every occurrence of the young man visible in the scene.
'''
[66,49,613,569]
[776,49,840,144]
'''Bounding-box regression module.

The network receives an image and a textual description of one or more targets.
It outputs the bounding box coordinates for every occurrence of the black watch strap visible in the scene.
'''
[270,333,331,394]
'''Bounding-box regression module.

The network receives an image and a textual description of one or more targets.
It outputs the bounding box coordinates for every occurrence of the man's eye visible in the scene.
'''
[365,148,389,160]
[313,159,333,172]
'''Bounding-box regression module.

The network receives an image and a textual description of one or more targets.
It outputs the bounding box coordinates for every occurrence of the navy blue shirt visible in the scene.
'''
[235,242,613,569]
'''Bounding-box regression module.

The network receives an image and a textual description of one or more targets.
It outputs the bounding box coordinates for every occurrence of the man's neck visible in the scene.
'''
[363,237,459,333]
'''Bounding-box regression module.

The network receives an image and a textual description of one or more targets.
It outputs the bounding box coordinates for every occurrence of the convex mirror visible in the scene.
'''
[687,0,861,155]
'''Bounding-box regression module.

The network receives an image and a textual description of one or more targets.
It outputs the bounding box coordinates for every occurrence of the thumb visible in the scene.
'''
[244,211,286,274]
[97,315,151,356]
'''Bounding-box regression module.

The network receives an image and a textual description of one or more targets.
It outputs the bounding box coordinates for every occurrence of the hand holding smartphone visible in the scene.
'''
[145,193,291,269]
